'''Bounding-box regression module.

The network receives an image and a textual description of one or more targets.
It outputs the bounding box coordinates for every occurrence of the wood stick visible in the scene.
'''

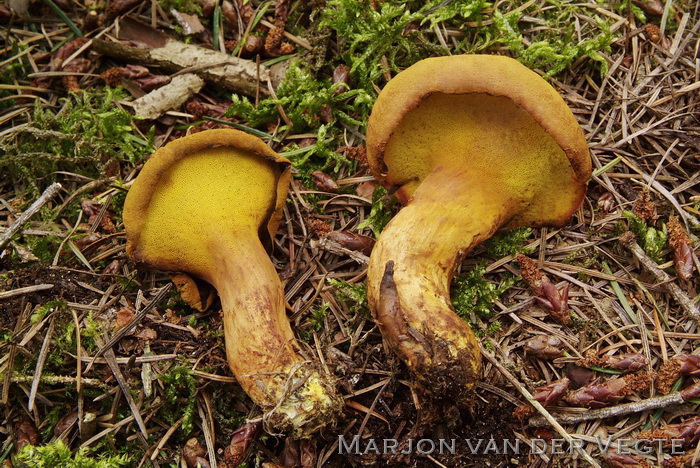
[92,38,283,97]
[528,390,692,428]
[619,232,700,322]
[10,374,111,390]
[0,182,62,250]
[0,284,54,299]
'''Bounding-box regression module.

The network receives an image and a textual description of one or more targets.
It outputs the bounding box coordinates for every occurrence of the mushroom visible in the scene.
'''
[365,55,591,404]
[123,129,340,436]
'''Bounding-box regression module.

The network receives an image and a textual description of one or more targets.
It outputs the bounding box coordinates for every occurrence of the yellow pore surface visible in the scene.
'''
[383,93,581,226]
[134,147,278,280]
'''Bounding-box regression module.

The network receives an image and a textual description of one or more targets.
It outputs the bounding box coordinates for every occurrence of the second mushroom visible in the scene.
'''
[123,129,341,437]
[365,55,591,404]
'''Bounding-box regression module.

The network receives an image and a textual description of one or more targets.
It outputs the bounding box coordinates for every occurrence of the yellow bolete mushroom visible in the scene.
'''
[366,55,591,403]
[123,129,340,436]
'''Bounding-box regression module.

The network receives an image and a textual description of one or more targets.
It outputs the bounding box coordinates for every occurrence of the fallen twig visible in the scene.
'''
[0,284,54,299]
[528,382,700,427]
[10,374,111,390]
[619,232,700,322]
[0,182,62,250]
[132,73,204,119]
[310,237,370,265]
[92,38,281,97]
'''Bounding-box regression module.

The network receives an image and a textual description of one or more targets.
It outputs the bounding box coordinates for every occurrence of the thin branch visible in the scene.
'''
[528,390,692,428]
[10,374,110,390]
[619,232,699,322]
[0,182,62,250]
[0,284,54,300]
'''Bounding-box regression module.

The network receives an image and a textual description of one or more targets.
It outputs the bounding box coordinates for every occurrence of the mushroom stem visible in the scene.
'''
[210,236,340,437]
[368,166,514,403]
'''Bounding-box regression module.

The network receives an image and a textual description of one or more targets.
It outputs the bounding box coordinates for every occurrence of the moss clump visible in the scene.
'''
[30,300,67,324]
[485,227,533,257]
[24,236,62,264]
[310,302,330,332]
[321,0,447,92]
[226,63,371,174]
[486,7,613,76]
[451,263,516,321]
[0,88,153,196]
[356,186,391,236]
[15,440,129,467]
[159,364,197,436]
[622,210,668,263]
[327,278,368,316]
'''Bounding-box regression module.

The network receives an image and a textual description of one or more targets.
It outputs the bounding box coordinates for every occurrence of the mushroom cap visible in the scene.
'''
[124,129,291,281]
[366,54,591,228]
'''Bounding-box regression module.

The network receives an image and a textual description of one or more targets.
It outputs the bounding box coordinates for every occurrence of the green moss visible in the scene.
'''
[15,440,129,467]
[227,63,371,133]
[475,319,503,339]
[616,0,647,23]
[310,302,329,332]
[39,405,67,440]
[485,227,533,257]
[356,186,391,236]
[25,236,62,264]
[211,383,246,440]
[80,312,104,352]
[159,364,197,436]
[327,278,368,316]
[451,263,516,321]
[226,63,371,174]
[159,0,201,15]
[621,210,668,263]
[0,88,153,196]
[321,0,446,92]
[485,6,613,76]
[30,300,67,324]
